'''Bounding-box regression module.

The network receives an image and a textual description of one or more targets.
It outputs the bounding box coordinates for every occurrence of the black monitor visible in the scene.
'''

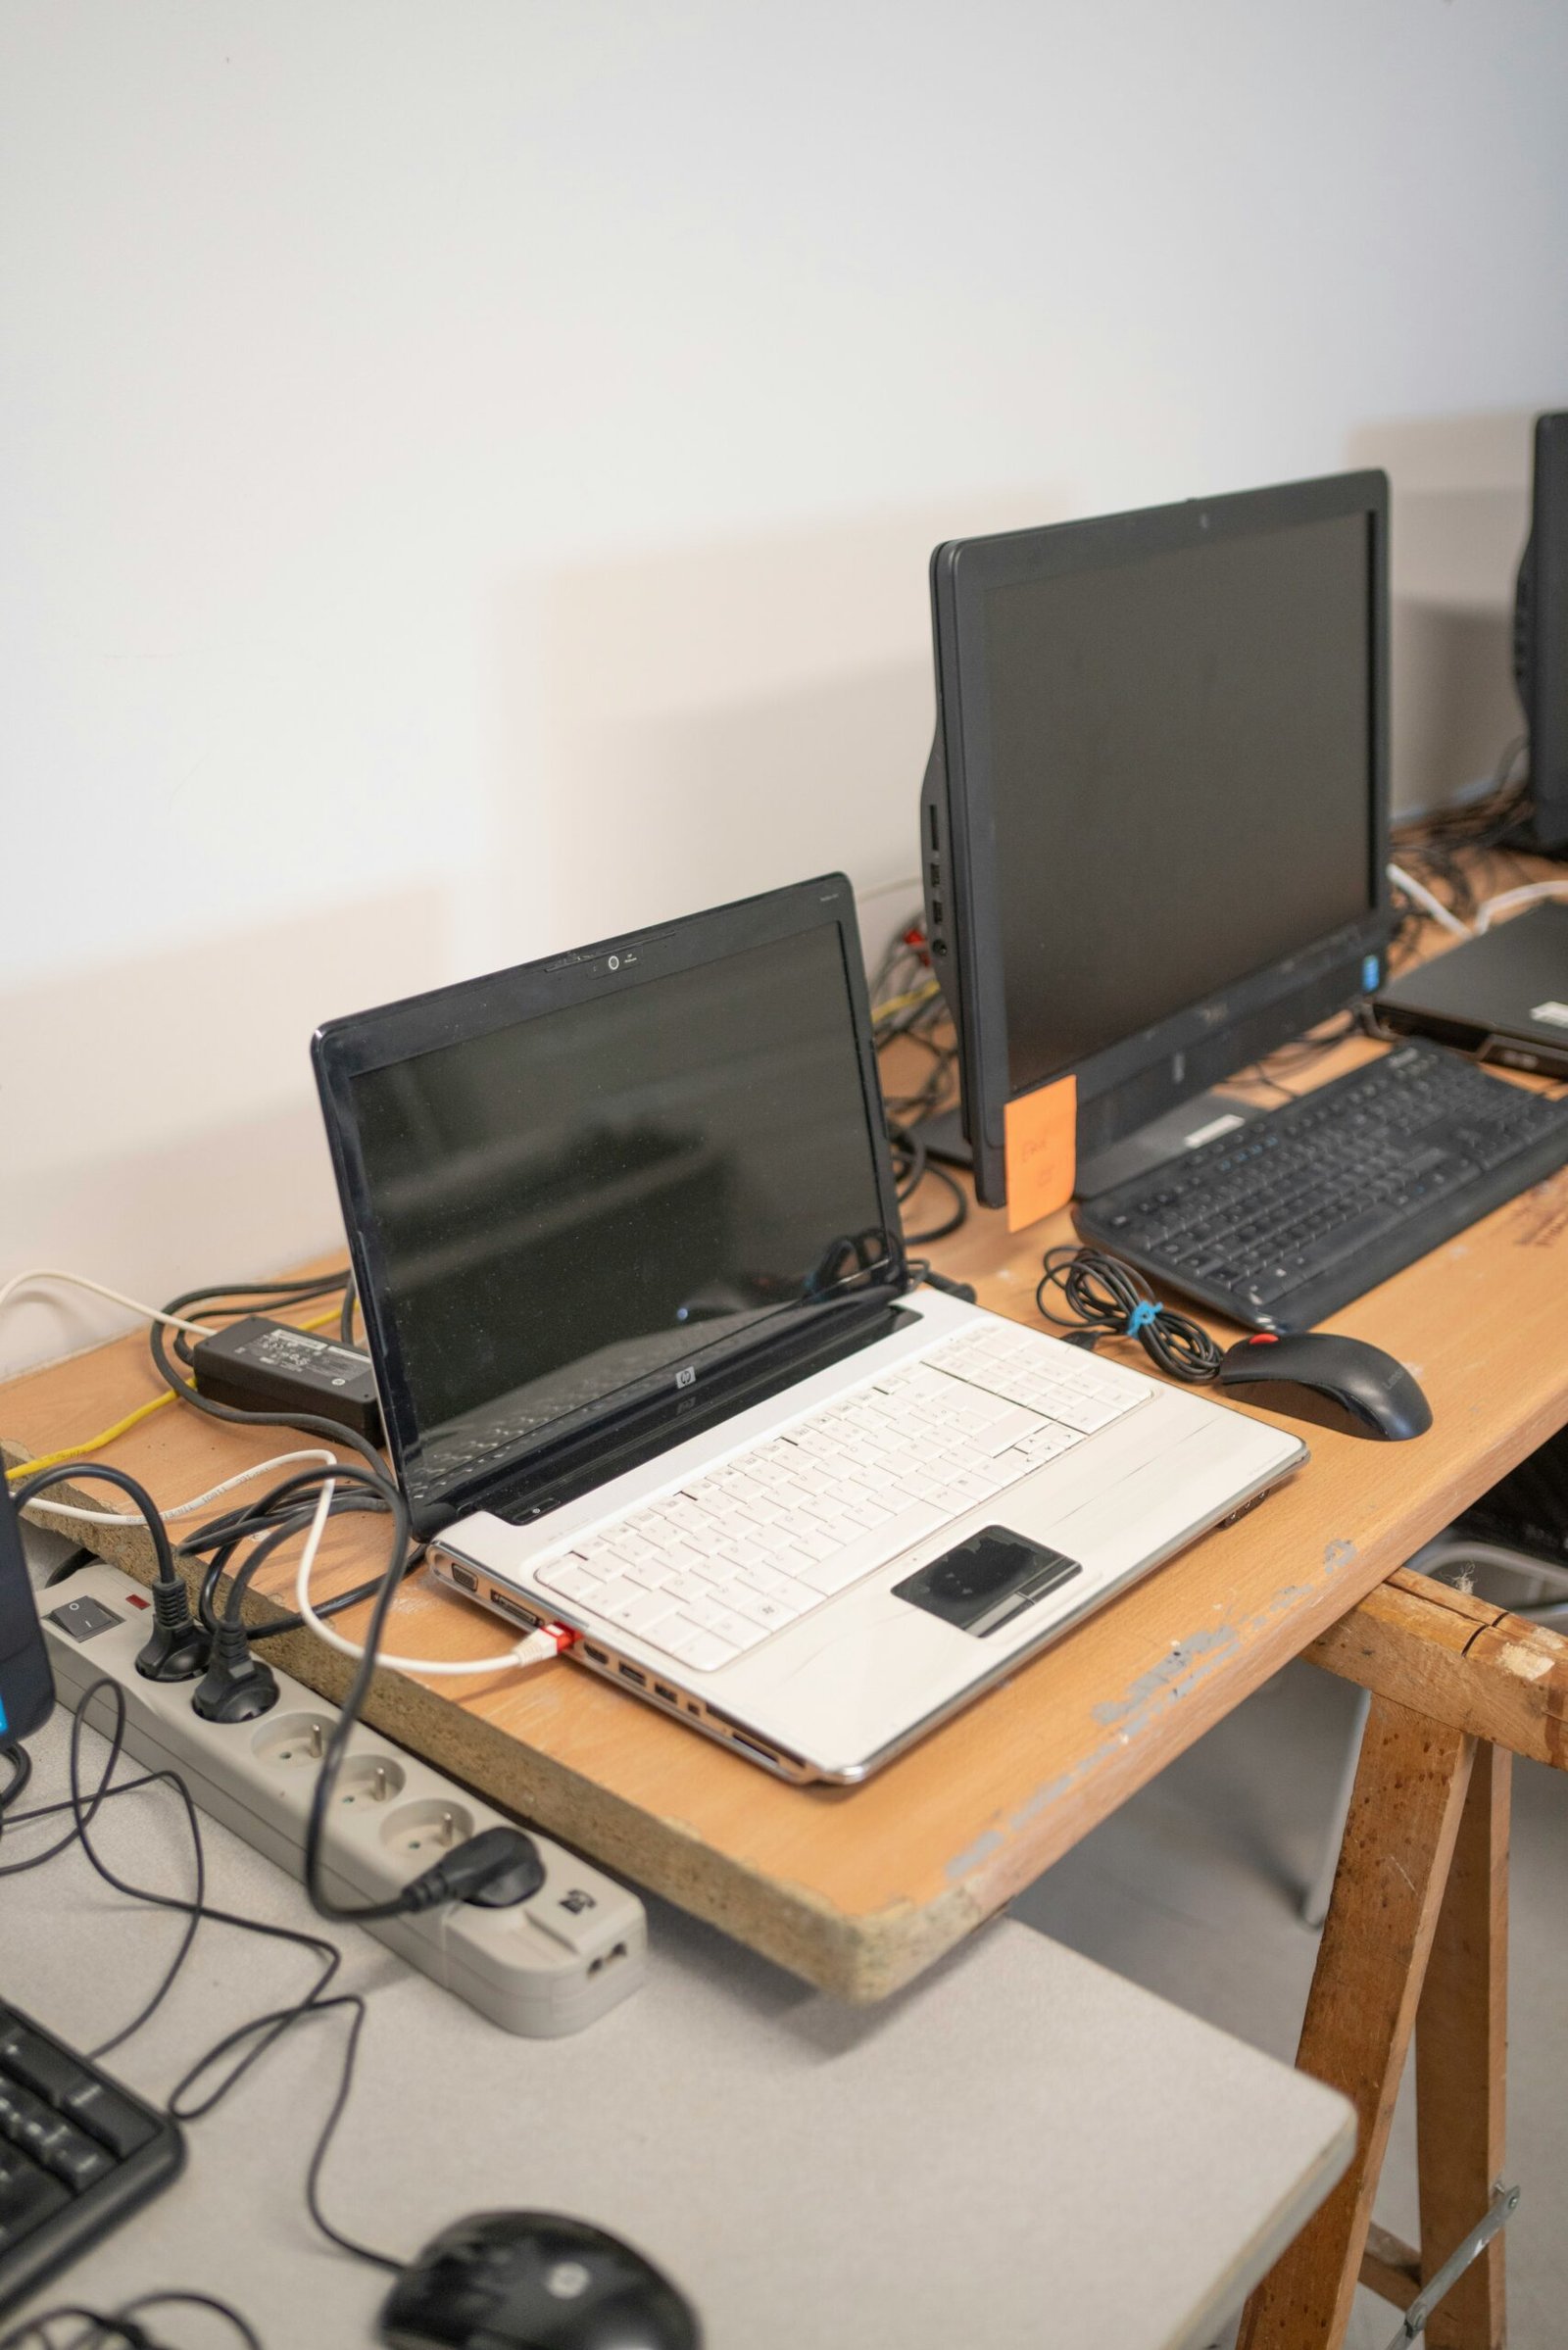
[1514,412,1568,853]
[919,471,1391,1210]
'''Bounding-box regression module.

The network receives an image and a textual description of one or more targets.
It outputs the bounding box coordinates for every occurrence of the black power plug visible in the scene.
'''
[191,1619,279,1722]
[400,1826,545,1915]
[134,1579,212,1683]
[461,1827,547,1908]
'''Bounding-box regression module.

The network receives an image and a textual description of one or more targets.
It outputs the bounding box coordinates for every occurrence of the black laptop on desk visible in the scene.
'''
[1372,901,1568,1080]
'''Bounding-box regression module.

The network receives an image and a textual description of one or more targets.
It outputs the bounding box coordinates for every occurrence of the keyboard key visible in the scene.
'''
[686,1555,736,1589]
[790,1456,839,1493]
[0,2031,84,2111]
[685,1595,766,1649]
[965,1402,1044,1453]
[0,2148,71,2246]
[539,1561,612,1608]
[788,1524,839,1561]
[1014,1425,1080,1465]
[796,1501,947,1595]
[1048,1395,1123,1435]
[659,1540,709,1575]
[657,1622,736,1671]
[630,1589,689,1636]
[588,1576,660,1626]
[575,1539,622,1574]
[0,2082,55,2156]
[41,2124,114,2192]
[621,1557,673,1592]
[725,1585,798,1632]
[58,2081,156,2160]
[945,1468,1004,1504]
[743,1564,820,1612]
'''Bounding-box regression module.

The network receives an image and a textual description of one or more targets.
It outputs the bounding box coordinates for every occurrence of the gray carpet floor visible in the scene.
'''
[1011,1654,1568,2350]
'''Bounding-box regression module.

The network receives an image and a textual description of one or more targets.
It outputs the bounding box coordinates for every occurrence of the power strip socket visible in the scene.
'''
[40,1562,646,2038]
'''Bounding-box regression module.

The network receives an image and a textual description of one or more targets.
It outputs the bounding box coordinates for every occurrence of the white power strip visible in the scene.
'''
[40,1561,647,2038]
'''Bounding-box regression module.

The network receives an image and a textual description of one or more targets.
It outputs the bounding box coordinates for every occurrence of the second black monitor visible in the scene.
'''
[920,470,1390,1210]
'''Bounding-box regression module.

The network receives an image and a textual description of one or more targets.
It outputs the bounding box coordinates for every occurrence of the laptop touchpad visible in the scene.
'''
[894,1527,1082,1639]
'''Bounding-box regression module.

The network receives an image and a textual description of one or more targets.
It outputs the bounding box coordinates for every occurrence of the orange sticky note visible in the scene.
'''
[1004,1075,1077,1232]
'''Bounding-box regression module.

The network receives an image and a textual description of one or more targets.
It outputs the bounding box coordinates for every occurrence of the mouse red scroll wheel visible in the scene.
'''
[1248,1333,1280,1345]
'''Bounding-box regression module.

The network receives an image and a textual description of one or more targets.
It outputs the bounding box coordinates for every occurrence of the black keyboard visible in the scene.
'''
[1077,1042,1568,1332]
[0,2002,183,2316]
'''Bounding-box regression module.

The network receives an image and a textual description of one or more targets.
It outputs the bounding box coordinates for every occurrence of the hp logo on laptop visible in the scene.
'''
[675,1366,696,1390]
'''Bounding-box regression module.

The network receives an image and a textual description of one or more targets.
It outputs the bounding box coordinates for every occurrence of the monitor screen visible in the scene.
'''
[346,921,895,1494]
[983,513,1375,1096]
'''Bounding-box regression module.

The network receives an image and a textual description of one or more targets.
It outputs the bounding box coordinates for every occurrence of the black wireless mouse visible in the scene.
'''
[1217,1331,1433,1442]
[379,2212,701,2350]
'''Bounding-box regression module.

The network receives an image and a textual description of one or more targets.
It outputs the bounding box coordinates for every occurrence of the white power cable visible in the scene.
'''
[1387,863,1472,942]
[293,1478,567,1677]
[0,1268,217,1342]
[21,1449,340,1526]
[1473,879,1568,934]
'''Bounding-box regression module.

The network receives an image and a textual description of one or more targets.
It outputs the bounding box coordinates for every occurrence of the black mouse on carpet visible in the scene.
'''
[1217,1330,1433,1442]
[379,2211,701,2350]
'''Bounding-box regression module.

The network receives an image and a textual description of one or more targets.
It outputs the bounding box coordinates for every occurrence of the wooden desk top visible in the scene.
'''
[8,1034,1568,2001]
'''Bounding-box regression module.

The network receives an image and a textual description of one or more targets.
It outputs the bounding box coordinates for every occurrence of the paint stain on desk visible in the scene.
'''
[944,1571,1338,1884]
[944,1828,1006,1878]
[1090,1623,1238,1730]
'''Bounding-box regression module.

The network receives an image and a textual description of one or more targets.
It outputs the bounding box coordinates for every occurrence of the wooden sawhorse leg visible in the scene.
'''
[1415,1740,1510,2350]
[1239,1556,1558,2350]
[1237,1695,1475,2350]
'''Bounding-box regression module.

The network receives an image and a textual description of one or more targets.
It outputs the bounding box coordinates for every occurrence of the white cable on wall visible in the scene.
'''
[0,1268,216,1342]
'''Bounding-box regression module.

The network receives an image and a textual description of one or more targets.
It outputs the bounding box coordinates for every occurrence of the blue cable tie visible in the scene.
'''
[1125,1301,1161,1337]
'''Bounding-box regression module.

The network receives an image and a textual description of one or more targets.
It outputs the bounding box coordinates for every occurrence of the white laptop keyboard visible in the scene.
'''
[531,1321,1148,1673]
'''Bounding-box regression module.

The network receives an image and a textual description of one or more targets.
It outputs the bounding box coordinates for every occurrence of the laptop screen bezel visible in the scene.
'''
[312,872,910,1535]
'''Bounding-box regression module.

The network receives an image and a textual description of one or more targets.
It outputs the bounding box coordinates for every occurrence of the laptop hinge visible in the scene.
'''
[437,1300,919,1532]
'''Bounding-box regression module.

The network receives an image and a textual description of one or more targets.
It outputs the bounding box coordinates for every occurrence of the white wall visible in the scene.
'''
[3,0,1566,1371]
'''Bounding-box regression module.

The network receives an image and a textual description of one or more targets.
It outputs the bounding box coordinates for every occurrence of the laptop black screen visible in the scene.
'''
[345,920,896,1500]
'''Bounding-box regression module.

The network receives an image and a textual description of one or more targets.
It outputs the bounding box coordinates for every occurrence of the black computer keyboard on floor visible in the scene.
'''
[0,2002,183,2315]
[1077,1041,1568,1331]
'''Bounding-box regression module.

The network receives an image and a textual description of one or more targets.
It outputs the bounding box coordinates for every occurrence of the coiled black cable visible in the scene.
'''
[1036,1246,1224,1384]
[187,1487,410,1641]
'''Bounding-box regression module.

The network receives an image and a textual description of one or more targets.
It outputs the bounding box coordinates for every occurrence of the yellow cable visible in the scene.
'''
[6,1389,175,1482]
[7,1296,356,1484]
[874,977,942,1023]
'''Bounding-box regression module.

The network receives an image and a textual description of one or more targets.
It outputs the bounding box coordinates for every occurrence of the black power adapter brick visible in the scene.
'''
[190,1314,383,1442]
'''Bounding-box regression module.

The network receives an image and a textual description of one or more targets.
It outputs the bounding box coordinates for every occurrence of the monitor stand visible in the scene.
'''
[912,1105,972,1170]
[1075,1090,1267,1204]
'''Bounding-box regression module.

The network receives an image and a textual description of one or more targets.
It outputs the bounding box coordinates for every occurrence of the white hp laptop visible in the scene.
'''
[313,875,1305,1783]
